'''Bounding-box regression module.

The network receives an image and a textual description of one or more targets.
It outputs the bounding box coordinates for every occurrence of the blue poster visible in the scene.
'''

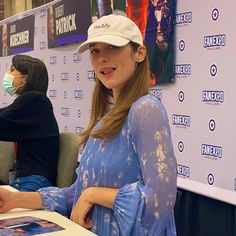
[48,0,91,48]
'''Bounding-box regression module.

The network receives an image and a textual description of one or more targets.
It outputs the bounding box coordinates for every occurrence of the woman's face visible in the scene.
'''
[89,43,143,99]
[49,14,54,37]
[2,24,7,48]
[9,65,27,88]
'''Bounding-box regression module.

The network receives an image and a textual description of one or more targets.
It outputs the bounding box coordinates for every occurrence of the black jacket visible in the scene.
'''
[0,91,59,185]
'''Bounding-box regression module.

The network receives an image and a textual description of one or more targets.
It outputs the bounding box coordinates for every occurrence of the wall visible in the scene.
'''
[159,0,236,205]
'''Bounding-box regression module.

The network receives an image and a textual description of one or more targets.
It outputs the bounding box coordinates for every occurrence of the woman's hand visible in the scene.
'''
[71,187,93,229]
[0,187,15,213]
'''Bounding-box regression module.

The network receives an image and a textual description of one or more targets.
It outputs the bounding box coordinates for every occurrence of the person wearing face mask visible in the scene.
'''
[2,71,27,96]
[0,54,59,191]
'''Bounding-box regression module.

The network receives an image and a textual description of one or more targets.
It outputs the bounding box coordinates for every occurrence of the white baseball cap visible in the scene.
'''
[77,14,143,53]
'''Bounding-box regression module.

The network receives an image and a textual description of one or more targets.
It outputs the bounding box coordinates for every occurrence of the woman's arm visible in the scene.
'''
[0,187,42,213]
[0,179,77,216]
[71,187,119,227]
[85,187,119,209]
[113,96,177,235]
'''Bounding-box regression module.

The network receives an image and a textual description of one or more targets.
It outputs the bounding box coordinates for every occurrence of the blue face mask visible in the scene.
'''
[2,73,16,96]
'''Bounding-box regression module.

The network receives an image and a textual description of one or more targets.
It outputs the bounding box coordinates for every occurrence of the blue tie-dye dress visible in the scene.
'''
[39,94,177,236]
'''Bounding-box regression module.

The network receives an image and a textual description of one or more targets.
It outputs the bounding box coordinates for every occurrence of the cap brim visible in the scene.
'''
[77,35,130,54]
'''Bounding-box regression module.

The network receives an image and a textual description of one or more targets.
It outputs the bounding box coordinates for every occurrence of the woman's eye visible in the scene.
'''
[90,49,98,56]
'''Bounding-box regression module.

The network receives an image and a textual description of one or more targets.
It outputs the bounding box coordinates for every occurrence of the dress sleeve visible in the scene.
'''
[38,181,76,216]
[112,96,177,235]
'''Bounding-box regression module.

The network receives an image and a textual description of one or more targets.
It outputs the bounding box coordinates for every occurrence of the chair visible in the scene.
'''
[0,132,79,187]
[0,141,15,184]
[56,132,80,188]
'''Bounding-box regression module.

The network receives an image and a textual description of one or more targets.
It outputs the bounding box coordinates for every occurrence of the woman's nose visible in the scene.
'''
[97,50,110,62]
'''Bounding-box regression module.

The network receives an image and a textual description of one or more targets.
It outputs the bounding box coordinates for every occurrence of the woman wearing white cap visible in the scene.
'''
[0,14,177,236]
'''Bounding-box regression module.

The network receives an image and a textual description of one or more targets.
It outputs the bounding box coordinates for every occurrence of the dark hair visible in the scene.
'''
[12,54,48,94]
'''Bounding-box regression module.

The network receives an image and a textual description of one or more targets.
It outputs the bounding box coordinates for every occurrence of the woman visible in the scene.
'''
[0,15,176,235]
[0,54,59,191]
[1,24,10,56]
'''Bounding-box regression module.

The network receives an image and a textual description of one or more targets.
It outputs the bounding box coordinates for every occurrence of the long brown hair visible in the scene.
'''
[79,42,150,148]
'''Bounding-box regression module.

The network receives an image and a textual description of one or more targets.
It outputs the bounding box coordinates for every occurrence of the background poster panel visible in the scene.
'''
[8,15,35,55]
[48,0,91,48]
[92,0,176,85]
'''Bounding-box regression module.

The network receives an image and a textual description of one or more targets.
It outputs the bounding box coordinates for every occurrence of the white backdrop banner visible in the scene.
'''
[158,0,236,205]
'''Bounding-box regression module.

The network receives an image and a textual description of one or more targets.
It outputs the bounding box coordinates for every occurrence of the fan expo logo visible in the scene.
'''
[2,103,8,108]
[40,8,47,17]
[42,26,45,34]
[74,90,83,99]
[75,126,84,134]
[51,74,55,82]
[204,34,226,49]
[175,11,192,25]
[61,72,69,81]
[177,164,190,178]
[201,144,222,160]
[40,41,46,49]
[210,64,217,77]
[73,53,81,63]
[178,141,184,152]
[63,90,67,99]
[87,70,95,81]
[172,114,190,127]
[207,173,215,185]
[49,89,57,98]
[64,125,68,131]
[178,91,184,102]
[179,40,185,51]
[202,90,224,104]
[149,88,162,100]
[77,109,81,118]
[173,64,191,77]
[49,56,57,65]
[212,8,219,21]
[61,107,70,117]
[63,55,67,64]
[209,119,216,132]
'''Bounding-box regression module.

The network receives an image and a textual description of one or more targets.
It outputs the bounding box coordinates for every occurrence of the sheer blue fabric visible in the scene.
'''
[38,94,177,235]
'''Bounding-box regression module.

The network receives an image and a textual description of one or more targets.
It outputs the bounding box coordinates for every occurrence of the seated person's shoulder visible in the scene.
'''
[16,91,48,105]
[20,91,46,99]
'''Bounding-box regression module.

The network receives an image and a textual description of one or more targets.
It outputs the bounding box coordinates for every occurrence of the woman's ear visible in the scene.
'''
[135,45,146,63]
[22,76,27,84]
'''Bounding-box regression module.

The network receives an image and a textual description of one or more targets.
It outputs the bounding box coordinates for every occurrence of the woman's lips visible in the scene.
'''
[100,67,116,77]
